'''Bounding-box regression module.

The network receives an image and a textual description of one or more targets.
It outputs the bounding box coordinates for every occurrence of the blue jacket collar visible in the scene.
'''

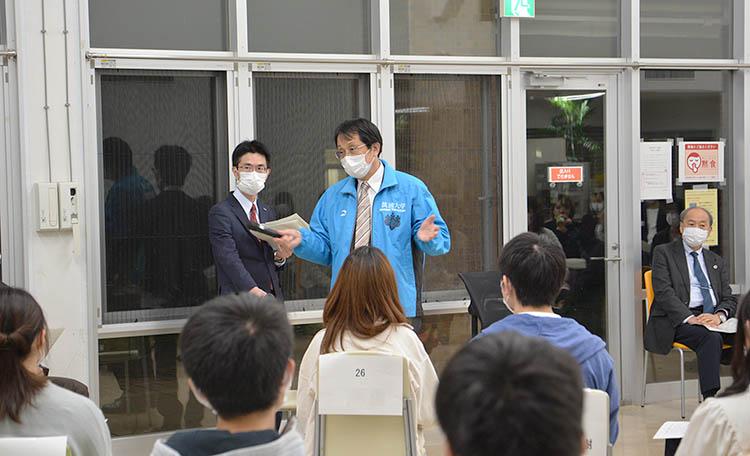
[339,159,398,196]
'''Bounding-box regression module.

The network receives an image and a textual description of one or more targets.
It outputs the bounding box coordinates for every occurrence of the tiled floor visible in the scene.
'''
[424,399,699,456]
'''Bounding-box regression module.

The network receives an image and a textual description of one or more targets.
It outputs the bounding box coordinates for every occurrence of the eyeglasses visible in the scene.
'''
[335,143,368,160]
[235,164,268,173]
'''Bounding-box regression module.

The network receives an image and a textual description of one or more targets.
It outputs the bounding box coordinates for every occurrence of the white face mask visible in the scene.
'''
[236,172,267,196]
[500,278,515,314]
[682,226,709,249]
[590,202,604,213]
[341,152,373,179]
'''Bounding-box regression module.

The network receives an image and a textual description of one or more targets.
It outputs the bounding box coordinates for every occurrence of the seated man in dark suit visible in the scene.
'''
[208,140,291,299]
[646,206,737,399]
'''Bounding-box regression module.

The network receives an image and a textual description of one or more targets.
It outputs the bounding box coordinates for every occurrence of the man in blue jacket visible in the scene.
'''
[480,232,619,445]
[276,118,450,318]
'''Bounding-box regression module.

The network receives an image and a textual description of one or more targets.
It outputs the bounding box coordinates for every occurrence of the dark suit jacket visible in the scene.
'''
[645,238,736,354]
[208,193,283,299]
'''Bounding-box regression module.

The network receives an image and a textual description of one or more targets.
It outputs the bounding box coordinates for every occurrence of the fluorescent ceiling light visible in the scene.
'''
[548,92,605,102]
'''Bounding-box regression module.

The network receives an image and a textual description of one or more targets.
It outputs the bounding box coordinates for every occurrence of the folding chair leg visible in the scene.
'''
[678,349,685,419]
[641,351,648,407]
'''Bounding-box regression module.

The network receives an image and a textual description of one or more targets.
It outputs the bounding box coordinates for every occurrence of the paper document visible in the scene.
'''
[706,317,737,334]
[250,213,309,244]
[653,421,690,440]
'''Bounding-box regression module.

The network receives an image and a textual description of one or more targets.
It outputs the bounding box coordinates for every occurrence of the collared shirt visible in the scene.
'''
[683,240,717,309]
[358,161,384,207]
[233,190,258,222]
[518,311,562,319]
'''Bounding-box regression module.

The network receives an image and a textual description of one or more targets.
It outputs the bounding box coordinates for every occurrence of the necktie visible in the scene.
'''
[354,181,371,249]
[690,251,715,314]
[249,204,258,225]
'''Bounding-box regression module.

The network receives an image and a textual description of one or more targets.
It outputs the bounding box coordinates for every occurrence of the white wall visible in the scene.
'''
[14,0,90,384]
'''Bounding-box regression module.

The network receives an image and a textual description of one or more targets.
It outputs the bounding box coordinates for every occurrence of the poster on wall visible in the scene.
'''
[678,141,725,184]
[640,141,673,201]
[684,188,719,247]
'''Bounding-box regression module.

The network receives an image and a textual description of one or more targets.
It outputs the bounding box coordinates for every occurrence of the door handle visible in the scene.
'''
[589,257,622,262]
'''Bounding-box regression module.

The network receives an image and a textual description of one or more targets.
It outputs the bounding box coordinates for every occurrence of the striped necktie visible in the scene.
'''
[354,181,371,249]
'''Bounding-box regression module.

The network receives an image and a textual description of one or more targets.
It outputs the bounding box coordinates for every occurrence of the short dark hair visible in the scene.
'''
[436,332,584,456]
[333,118,383,156]
[154,145,192,187]
[232,140,271,167]
[680,206,713,227]
[180,293,292,419]
[499,232,566,307]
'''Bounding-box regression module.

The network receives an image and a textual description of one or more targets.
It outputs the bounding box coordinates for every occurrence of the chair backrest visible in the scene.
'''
[644,270,654,318]
[582,389,610,456]
[458,271,510,330]
[0,436,68,455]
[315,352,416,456]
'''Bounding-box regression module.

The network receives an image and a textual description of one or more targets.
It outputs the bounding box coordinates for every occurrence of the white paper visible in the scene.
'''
[706,317,738,334]
[249,213,309,244]
[653,421,690,440]
[640,142,673,201]
[318,352,403,416]
[0,436,68,454]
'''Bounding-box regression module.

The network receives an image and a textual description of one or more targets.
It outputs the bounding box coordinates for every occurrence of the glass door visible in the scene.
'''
[522,72,621,357]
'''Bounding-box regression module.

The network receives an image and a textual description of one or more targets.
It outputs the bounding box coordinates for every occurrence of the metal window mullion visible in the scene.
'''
[621,0,638,61]
[235,0,248,55]
[502,67,526,239]
[734,70,749,291]
[377,65,396,168]
[375,0,390,59]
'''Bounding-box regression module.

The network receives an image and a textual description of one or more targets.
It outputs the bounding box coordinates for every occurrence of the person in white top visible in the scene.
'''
[0,287,112,456]
[676,294,750,456]
[295,246,439,456]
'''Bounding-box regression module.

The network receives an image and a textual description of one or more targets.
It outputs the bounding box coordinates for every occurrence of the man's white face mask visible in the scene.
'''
[682,226,709,249]
[341,152,374,179]
[237,172,267,196]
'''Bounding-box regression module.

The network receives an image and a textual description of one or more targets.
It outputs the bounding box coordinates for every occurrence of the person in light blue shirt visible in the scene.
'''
[479,232,619,444]
[276,118,450,318]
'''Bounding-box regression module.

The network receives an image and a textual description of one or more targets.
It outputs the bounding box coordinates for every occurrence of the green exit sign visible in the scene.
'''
[503,0,535,17]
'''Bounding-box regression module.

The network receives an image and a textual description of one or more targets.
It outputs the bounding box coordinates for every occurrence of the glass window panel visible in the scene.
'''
[520,0,620,57]
[88,0,230,51]
[641,0,732,59]
[525,89,607,340]
[395,74,501,298]
[247,0,371,54]
[390,0,501,56]
[640,70,733,383]
[253,73,370,305]
[0,1,6,46]
[99,70,228,324]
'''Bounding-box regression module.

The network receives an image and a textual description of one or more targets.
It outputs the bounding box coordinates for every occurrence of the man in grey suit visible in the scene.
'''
[645,206,736,399]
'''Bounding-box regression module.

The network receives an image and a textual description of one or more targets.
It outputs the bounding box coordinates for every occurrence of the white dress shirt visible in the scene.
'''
[683,240,718,310]
[233,190,258,221]
[358,160,384,206]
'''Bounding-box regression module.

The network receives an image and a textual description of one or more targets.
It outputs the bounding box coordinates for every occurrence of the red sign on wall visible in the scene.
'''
[548,166,584,184]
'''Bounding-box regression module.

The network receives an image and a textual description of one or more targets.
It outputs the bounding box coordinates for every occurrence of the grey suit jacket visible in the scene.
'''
[645,238,736,354]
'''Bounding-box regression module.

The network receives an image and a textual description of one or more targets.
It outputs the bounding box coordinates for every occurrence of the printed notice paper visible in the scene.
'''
[684,189,719,246]
[640,142,673,201]
[318,352,403,416]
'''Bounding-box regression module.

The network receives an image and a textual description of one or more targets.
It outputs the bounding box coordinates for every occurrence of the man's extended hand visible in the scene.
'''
[274,229,303,252]
[687,313,721,328]
[417,215,440,242]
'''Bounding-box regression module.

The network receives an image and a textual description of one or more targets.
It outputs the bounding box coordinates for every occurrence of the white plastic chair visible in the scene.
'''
[314,352,416,456]
[582,389,610,456]
[0,436,68,455]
